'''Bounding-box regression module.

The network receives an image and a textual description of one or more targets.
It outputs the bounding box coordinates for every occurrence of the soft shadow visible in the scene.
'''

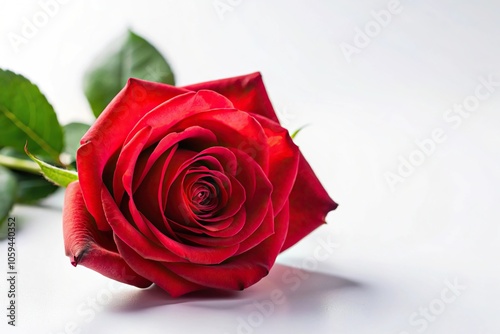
[109,263,363,313]
[109,285,185,312]
[111,284,242,312]
[187,263,363,312]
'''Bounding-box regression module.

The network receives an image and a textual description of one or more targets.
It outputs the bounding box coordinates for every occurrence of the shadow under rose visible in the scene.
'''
[108,263,363,313]
[110,284,243,312]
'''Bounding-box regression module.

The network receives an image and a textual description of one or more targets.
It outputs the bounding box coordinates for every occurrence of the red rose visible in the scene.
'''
[63,72,337,297]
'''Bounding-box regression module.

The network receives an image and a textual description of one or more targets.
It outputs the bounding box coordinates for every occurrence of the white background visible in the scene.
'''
[1,1,500,333]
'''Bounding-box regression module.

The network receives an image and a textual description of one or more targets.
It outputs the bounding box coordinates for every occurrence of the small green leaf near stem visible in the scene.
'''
[25,146,78,188]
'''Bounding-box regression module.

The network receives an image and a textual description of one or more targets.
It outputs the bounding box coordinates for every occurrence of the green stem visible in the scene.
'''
[0,154,41,174]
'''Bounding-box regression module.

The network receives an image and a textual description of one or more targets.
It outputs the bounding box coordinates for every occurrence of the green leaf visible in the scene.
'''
[26,149,78,187]
[290,124,310,140]
[12,171,58,204]
[0,147,57,203]
[0,166,17,226]
[83,29,175,118]
[0,69,64,163]
[63,122,91,164]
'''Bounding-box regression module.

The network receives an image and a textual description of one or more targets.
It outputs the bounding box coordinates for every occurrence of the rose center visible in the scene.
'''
[189,179,219,214]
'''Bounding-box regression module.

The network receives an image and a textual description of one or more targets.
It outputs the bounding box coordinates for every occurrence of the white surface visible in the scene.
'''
[1,1,500,333]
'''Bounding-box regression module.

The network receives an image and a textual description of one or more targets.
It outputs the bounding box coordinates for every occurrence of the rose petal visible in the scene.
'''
[115,237,203,297]
[210,149,273,245]
[178,149,273,247]
[146,218,240,265]
[196,146,238,176]
[133,126,218,192]
[240,201,289,269]
[173,109,270,173]
[251,113,300,214]
[182,72,279,123]
[113,125,153,205]
[103,186,240,265]
[167,169,232,227]
[134,145,182,238]
[281,154,338,251]
[101,187,188,263]
[121,196,161,241]
[176,209,246,246]
[63,182,151,288]
[166,203,289,291]
[128,90,236,147]
[78,79,188,230]
[170,171,246,229]
[159,149,199,225]
[234,202,274,255]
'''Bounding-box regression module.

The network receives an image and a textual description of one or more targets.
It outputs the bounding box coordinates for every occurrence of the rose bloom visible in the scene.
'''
[63,72,337,297]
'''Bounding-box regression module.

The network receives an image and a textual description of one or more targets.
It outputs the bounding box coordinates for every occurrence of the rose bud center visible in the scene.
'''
[189,179,219,214]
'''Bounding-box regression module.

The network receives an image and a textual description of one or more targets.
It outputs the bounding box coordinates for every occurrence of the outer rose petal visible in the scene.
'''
[77,79,189,231]
[182,72,279,123]
[63,182,151,288]
[128,90,236,147]
[281,155,338,251]
[115,237,203,298]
